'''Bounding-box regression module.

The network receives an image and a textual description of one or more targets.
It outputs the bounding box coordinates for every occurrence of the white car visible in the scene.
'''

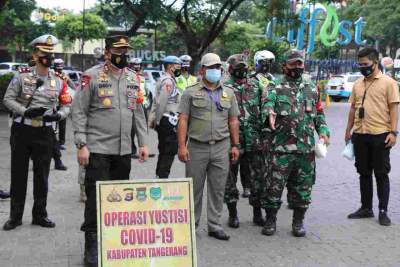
[0,62,28,75]
[326,73,363,101]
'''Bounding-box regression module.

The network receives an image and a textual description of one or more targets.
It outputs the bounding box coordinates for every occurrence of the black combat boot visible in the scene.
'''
[253,207,266,226]
[84,232,98,267]
[292,208,307,237]
[227,202,239,228]
[261,209,277,236]
[54,159,68,171]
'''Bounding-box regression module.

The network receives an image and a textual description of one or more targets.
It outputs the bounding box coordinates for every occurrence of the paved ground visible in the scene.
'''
[1,102,400,267]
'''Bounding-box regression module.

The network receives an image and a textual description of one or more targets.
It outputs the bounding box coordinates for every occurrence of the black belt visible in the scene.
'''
[189,138,227,145]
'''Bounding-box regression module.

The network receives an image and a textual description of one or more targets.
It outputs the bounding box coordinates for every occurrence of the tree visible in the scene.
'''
[0,0,37,61]
[344,0,400,58]
[169,0,246,67]
[93,0,168,36]
[54,13,107,52]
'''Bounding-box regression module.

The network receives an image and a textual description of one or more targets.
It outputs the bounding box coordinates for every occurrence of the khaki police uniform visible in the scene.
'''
[3,34,71,224]
[153,73,180,178]
[72,35,148,240]
[179,80,239,232]
[72,62,148,232]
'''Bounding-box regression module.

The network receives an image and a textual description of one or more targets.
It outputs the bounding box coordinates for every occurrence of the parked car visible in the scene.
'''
[326,73,362,101]
[143,69,164,110]
[63,69,82,89]
[0,62,28,75]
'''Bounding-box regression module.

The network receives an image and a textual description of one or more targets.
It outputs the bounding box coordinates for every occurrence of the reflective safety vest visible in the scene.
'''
[176,74,197,94]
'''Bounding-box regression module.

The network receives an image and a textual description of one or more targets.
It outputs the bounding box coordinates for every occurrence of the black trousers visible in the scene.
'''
[9,123,54,220]
[155,117,177,178]
[81,153,131,233]
[52,131,62,162]
[239,152,251,189]
[352,133,391,211]
[58,119,66,145]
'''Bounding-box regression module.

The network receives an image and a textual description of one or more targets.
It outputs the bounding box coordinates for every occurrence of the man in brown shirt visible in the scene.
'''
[345,47,399,226]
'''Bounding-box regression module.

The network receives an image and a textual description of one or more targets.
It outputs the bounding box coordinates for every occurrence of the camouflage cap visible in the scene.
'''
[227,54,248,69]
[282,50,305,64]
[105,35,132,49]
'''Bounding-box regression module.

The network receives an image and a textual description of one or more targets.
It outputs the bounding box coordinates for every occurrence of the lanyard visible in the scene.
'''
[361,79,376,107]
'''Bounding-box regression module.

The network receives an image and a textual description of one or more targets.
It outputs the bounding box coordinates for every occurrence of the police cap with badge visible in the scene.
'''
[29,34,58,67]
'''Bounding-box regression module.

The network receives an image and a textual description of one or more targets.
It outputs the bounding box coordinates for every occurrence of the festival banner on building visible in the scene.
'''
[97,178,197,267]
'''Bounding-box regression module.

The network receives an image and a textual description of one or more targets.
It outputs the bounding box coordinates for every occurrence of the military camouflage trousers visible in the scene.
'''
[262,153,315,210]
[224,151,267,207]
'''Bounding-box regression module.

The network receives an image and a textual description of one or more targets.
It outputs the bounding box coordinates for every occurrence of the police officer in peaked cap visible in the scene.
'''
[3,34,72,231]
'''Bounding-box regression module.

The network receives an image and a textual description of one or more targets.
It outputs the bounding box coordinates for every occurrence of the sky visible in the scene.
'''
[36,0,98,13]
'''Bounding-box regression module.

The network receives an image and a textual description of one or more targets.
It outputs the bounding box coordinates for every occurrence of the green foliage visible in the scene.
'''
[54,13,107,43]
[129,34,147,50]
[0,73,14,111]
[214,21,261,59]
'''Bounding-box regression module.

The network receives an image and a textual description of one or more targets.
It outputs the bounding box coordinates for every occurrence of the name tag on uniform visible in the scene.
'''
[50,79,56,88]
[195,91,204,97]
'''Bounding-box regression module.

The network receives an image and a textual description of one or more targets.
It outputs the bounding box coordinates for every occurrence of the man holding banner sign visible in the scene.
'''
[177,53,240,241]
[72,35,149,266]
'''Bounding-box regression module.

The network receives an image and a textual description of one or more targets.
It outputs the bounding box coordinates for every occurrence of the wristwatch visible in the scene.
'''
[75,143,87,149]
[231,143,241,149]
[390,130,398,136]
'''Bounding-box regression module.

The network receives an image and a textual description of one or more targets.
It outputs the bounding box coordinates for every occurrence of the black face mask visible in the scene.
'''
[256,62,271,74]
[232,68,248,79]
[174,69,181,77]
[360,64,375,77]
[285,67,304,80]
[111,53,128,69]
[38,54,53,68]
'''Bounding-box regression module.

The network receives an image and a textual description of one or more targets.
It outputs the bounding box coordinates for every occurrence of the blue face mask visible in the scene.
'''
[205,69,221,83]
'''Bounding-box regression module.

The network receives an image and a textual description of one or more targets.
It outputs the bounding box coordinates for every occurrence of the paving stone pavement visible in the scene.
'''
[1,102,400,267]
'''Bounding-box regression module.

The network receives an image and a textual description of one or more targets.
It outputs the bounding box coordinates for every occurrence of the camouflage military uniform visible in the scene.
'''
[261,76,330,210]
[223,77,269,207]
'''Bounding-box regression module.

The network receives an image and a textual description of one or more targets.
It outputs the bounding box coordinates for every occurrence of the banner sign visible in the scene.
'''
[97,178,197,267]
[266,4,367,54]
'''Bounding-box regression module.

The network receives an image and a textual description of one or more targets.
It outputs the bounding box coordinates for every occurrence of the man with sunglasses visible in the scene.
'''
[345,47,399,226]
[178,53,240,241]
[72,35,149,266]
[3,34,72,231]
[261,50,330,237]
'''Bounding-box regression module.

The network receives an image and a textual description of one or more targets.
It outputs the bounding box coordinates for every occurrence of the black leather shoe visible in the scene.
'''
[59,145,66,150]
[55,162,68,171]
[242,188,251,198]
[379,211,391,226]
[32,217,56,228]
[347,208,374,219]
[131,154,139,159]
[84,232,98,266]
[228,216,240,228]
[3,219,22,231]
[208,230,230,241]
[0,190,10,199]
[149,153,156,158]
